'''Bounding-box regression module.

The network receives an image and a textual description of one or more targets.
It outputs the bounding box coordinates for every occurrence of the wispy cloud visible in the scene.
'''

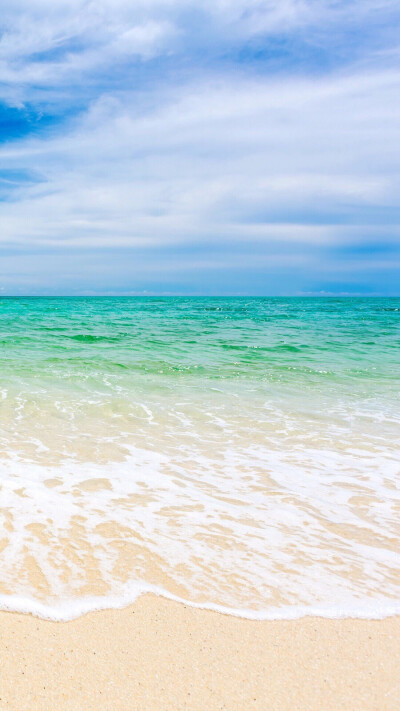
[0,0,399,293]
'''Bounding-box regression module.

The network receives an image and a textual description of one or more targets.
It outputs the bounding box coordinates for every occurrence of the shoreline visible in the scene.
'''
[1,590,400,622]
[0,594,399,710]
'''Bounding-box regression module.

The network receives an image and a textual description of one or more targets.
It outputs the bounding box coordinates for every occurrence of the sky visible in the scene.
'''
[0,0,399,295]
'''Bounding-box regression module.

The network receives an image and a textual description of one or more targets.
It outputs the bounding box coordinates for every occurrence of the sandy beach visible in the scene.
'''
[1,0,399,703]
[0,595,398,710]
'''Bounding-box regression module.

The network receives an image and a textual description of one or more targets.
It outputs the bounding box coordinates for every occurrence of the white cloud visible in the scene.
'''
[1,69,399,251]
[0,0,399,292]
[0,0,399,95]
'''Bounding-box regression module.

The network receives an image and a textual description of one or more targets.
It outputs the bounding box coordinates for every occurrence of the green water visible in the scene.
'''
[1,297,399,458]
[1,296,399,377]
[0,297,399,618]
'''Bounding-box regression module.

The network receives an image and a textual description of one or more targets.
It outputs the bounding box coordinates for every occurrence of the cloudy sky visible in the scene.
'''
[0,0,399,295]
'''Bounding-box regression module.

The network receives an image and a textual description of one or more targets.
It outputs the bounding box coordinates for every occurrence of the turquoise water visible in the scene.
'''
[0,297,399,619]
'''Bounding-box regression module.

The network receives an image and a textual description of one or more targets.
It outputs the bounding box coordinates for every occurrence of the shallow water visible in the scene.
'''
[0,297,399,619]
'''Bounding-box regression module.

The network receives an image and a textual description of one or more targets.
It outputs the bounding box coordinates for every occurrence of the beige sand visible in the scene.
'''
[0,595,399,711]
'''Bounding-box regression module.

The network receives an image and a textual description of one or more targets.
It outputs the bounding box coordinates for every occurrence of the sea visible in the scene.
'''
[0,296,399,620]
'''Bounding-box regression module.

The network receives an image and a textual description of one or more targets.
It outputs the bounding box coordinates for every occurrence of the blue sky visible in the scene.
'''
[0,0,399,295]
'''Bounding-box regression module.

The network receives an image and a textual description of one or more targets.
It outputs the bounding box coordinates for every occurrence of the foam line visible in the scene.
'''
[1,586,400,622]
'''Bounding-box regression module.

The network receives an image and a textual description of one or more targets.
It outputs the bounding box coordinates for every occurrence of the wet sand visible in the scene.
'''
[0,595,399,710]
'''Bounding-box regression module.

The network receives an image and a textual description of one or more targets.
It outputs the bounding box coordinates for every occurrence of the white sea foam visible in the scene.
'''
[1,589,400,623]
[0,439,399,620]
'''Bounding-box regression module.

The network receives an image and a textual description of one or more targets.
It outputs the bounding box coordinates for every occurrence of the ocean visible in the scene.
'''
[0,296,399,620]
